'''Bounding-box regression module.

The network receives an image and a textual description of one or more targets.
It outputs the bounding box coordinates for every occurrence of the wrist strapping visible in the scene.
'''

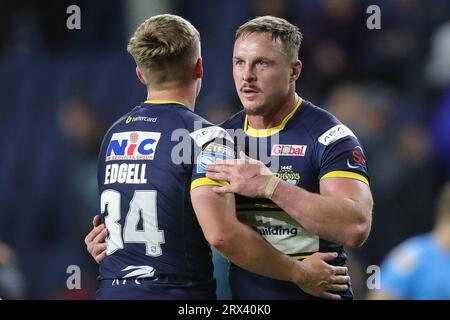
[264,175,281,200]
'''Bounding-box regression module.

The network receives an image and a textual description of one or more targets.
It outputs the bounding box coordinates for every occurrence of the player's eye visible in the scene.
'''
[256,60,268,68]
[234,59,245,67]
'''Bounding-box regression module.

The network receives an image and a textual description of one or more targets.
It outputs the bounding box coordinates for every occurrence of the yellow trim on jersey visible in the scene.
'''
[244,96,303,137]
[144,100,185,106]
[191,177,229,191]
[321,171,369,185]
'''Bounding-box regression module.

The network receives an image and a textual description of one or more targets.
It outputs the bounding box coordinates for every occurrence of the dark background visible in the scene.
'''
[0,0,449,299]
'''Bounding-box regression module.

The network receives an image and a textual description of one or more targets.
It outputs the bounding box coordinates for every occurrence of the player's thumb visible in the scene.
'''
[239,151,258,164]
[239,151,249,160]
[316,252,338,262]
[92,215,102,228]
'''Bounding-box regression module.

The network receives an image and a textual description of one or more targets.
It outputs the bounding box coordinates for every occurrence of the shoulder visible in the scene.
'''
[189,125,234,148]
[298,100,356,147]
[298,100,357,146]
[103,105,141,138]
[220,110,246,130]
[170,108,233,147]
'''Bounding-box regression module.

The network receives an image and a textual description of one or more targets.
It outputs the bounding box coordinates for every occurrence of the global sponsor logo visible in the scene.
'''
[271,144,307,156]
[106,131,161,161]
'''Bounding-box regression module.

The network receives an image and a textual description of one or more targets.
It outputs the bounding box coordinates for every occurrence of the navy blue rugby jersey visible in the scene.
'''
[221,97,369,262]
[97,100,235,282]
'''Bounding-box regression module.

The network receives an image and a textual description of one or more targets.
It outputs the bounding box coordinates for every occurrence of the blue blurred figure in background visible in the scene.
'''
[369,182,450,300]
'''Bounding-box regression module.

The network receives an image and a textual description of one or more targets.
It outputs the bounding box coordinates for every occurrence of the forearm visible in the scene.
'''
[271,180,369,247]
[213,222,302,282]
[192,186,303,283]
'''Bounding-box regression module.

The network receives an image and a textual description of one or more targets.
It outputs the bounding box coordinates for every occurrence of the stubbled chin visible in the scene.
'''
[243,104,264,116]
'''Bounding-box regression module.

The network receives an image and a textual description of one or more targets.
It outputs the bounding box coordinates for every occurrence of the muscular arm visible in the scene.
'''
[271,177,373,247]
[191,185,349,299]
[191,186,303,282]
[206,155,373,248]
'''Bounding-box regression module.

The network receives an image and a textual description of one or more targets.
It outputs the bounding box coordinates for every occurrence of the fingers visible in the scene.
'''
[315,252,338,261]
[238,151,261,164]
[321,292,342,300]
[206,164,230,173]
[327,284,348,292]
[206,172,228,181]
[95,250,107,264]
[92,215,102,228]
[94,228,108,244]
[211,186,232,193]
[84,223,105,246]
[207,158,250,170]
[333,266,348,275]
[86,216,108,264]
[87,228,107,259]
[93,243,107,256]
[333,275,351,284]
[239,151,249,160]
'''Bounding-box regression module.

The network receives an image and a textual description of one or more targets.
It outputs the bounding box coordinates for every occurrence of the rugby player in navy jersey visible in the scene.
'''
[87,14,350,300]
[205,16,374,300]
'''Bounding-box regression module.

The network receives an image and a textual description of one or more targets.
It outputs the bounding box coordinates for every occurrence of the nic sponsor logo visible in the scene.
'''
[106,131,161,161]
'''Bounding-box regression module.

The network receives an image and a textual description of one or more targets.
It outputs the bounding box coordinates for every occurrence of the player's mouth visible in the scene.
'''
[241,87,260,98]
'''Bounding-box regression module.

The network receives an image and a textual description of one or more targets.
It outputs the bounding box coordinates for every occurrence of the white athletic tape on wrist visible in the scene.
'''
[264,175,281,200]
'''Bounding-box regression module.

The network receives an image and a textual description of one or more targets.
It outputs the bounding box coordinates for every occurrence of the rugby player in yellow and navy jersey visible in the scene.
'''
[206,16,374,300]
[88,14,351,300]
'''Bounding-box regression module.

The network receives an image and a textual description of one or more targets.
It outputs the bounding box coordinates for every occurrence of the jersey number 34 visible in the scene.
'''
[100,190,165,257]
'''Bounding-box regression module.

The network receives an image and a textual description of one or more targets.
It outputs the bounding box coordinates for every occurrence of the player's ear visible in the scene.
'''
[135,66,147,85]
[195,58,203,79]
[290,60,302,82]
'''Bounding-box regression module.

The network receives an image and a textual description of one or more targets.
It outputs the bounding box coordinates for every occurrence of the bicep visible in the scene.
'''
[320,177,373,211]
[191,186,236,240]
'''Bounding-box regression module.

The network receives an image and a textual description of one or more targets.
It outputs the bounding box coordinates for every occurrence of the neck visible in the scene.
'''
[434,222,450,251]
[248,89,298,129]
[146,84,197,112]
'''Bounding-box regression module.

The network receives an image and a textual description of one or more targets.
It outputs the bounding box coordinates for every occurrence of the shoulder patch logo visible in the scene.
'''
[318,125,356,146]
[346,146,366,169]
[190,126,233,147]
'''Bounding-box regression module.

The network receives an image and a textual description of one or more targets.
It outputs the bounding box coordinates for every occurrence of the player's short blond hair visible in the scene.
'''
[235,16,303,61]
[127,14,200,89]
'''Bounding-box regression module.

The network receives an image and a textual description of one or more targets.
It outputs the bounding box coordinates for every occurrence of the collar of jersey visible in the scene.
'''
[144,100,185,106]
[244,96,303,137]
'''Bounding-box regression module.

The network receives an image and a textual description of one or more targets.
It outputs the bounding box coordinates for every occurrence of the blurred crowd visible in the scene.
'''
[0,0,449,299]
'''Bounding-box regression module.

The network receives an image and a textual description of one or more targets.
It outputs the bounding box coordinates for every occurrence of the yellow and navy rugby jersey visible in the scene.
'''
[221,97,369,261]
[97,101,234,282]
